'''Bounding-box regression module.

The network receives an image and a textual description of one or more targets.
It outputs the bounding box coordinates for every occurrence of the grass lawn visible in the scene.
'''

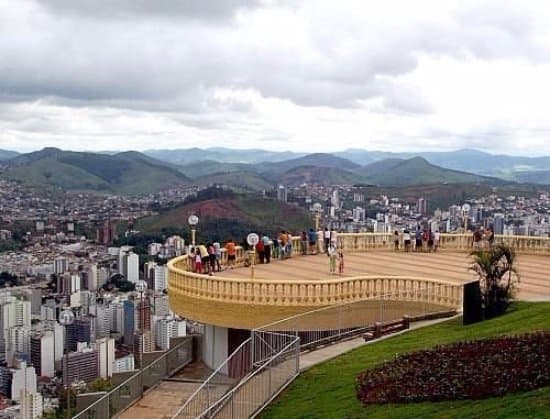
[262,301,550,419]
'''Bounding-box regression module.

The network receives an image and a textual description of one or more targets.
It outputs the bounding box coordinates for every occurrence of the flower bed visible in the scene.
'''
[356,332,549,405]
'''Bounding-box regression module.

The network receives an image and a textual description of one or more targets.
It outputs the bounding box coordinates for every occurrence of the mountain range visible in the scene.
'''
[1,148,189,195]
[1,146,548,195]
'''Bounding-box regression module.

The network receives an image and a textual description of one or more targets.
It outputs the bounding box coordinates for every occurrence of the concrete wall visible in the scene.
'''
[201,324,228,374]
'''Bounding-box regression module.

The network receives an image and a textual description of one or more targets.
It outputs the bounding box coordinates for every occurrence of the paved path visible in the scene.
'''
[299,316,460,371]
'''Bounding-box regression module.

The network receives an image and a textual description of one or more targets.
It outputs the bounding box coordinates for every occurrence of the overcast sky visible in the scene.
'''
[1,0,550,155]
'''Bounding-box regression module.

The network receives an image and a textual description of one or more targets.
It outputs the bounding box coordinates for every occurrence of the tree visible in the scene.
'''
[470,243,520,318]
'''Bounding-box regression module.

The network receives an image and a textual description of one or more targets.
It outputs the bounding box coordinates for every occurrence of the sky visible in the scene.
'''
[1,0,550,155]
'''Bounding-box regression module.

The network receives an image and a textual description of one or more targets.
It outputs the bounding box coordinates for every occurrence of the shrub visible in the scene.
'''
[356,332,549,405]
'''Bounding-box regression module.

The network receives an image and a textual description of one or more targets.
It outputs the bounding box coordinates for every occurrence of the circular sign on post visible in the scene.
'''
[247,233,259,247]
[188,215,199,226]
[58,309,75,326]
[461,203,471,213]
[135,280,148,293]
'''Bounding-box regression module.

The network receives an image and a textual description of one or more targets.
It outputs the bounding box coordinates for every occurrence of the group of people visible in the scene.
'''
[394,228,441,253]
[188,238,238,274]
[187,227,346,276]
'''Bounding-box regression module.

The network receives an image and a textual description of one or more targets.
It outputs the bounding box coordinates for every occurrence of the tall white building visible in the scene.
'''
[277,185,287,202]
[53,257,68,274]
[20,390,43,419]
[106,299,126,338]
[11,361,37,402]
[87,264,98,291]
[155,316,186,350]
[7,326,31,364]
[153,295,170,317]
[40,305,56,321]
[118,246,133,276]
[352,207,366,222]
[93,337,115,379]
[44,321,64,363]
[121,252,139,283]
[0,295,31,362]
[331,189,340,209]
[94,305,110,339]
[70,274,81,293]
[153,265,168,292]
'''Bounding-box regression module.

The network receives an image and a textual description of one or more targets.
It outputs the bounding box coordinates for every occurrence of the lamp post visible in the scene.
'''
[462,203,471,233]
[188,215,199,246]
[312,203,322,230]
[247,233,259,280]
[58,309,75,419]
[135,280,148,369]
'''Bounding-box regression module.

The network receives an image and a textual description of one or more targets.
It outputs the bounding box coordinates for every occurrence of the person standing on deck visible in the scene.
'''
[213,241,222,271]
[338,247,345,275]
[327,241,337,274]
[324,228,330,254]
[225,238,236,269]
[256,234,265,264]
[308,228,317,255]
[262,233,271,263]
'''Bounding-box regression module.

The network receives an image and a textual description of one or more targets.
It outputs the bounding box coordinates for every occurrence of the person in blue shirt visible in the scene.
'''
[308,228,317,255]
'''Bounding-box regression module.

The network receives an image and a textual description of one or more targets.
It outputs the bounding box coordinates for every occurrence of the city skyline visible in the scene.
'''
[2,1,550,154]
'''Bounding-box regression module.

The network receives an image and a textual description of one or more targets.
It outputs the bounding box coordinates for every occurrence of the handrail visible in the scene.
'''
[205,335,300,418]
[172,337,252,417]
[73,338,193,418]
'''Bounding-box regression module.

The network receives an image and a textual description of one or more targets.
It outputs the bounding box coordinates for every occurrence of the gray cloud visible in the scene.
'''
[3,0,545,113]
[2,0,550,154]
[35,0,261,21]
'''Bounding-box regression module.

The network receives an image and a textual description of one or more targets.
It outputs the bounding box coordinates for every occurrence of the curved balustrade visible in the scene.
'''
[337,233,550,254]
[168,256,461,329]
[169,233,549,329]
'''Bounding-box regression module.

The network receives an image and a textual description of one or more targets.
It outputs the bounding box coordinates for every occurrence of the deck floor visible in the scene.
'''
[219,250,550,301]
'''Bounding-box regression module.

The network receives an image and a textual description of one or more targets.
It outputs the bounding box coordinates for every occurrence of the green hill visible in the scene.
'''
[511,170,550,185]
[193,171,273,192]
[4,148,190,195]
[137,195,312,239]
[360,157,499,186]
[260,153,360,176]
[0,149,19,161]
[277,165,365,186]
[179,160,257,179]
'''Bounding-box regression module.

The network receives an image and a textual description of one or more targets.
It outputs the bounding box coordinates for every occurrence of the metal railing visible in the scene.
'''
[174,338,253,418]
[73,338,193,419]
[172,330,299,419]
[205,334,300,419]
[258,286,456,350]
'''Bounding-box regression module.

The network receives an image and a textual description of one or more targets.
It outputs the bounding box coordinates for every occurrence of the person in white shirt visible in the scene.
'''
[403,230,411,252]
[327,241,337,274]
[434,230,440,252]
[323,228,331,254]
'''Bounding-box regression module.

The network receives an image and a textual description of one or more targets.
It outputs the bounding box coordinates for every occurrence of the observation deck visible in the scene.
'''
[168,233,550,330]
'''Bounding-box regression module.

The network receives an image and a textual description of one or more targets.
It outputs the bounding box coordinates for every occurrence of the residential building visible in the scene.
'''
[30,332,55,378]
[62,349,99,385]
